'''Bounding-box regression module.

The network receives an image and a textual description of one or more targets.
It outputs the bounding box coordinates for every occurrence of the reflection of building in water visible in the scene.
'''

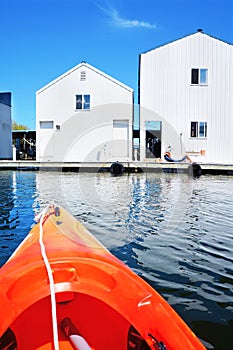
[0,172,37,265]
[0,172,15,221]
[36,62,133,162]
[12,130,36,160]
[0,92,12,160]
[0,172,15,265]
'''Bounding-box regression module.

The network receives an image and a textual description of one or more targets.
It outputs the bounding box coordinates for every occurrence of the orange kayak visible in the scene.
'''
[0,206,206,350]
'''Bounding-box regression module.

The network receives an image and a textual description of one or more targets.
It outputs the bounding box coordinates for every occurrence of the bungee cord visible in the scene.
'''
[38,207,59,350]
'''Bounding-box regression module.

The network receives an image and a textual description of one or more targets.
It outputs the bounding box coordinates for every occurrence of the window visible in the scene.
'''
[199,122,207,137]
[191,68,208,85]
[200,69,207,84]
[191,122,207,138]
[191,69,199,84]
[145,121,161,131]
[83,95,90,109]
[75,94,90,110]
[40,121,54,129]
[76,95,82,109]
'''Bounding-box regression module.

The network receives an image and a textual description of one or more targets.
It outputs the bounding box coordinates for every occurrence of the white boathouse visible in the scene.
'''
[36,62,133,162]
[0,92,12,160]
[139,30,233,163]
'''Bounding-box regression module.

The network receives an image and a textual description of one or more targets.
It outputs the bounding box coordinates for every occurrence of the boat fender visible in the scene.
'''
[188,162,202,178]
[61,318,91,350]
[110,161,124,176]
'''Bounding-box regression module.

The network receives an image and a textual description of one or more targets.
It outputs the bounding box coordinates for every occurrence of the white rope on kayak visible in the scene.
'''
[38,207,59,350]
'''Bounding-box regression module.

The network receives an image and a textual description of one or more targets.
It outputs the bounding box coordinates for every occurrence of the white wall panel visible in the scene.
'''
[36,63,133,162]
[139,32,233,162]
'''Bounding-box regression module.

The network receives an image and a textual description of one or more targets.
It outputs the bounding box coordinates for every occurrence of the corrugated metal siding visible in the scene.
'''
[139,32,233,162]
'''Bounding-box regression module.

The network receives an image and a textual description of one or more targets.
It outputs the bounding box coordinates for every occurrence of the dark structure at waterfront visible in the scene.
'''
[12,130,36,160]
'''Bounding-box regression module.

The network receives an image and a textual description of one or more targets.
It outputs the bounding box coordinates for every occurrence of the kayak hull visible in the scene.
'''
[0,206,206,350]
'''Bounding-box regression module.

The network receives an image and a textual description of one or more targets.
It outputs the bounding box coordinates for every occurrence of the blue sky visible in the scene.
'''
[1,0,233,129]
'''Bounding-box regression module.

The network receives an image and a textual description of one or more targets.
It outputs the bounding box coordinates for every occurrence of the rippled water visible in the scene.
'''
[0,170,233,349]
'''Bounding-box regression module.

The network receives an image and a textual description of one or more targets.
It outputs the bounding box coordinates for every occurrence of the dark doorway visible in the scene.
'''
[145,121,161,158]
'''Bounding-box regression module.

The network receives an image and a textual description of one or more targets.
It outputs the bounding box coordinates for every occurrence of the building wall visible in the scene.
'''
[0,93,12,160]
[139,32,233,163]
[36,63,133,162]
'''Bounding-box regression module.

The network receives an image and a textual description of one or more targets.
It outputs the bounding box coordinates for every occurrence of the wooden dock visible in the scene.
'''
[0,160,233,175]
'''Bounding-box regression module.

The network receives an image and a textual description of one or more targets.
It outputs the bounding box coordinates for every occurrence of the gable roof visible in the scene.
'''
[37,62,133,94]
[141,30,233,55]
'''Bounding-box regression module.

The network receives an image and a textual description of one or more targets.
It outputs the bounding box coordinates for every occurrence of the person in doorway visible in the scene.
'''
[164,146,192,163]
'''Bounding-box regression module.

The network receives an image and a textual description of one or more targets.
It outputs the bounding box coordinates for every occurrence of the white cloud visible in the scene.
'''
[97,4,156,29]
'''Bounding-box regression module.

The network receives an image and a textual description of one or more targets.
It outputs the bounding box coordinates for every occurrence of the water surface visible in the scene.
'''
[0,170,232,349]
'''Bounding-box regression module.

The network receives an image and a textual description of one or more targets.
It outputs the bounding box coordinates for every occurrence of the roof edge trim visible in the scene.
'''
[36,62,133,94]
[140,31,233,55]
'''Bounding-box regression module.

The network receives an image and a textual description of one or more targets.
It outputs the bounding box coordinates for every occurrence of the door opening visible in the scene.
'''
[145,121,161,158]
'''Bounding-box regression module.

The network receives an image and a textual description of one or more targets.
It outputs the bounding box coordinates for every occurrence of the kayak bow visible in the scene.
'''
[0,206,206,350]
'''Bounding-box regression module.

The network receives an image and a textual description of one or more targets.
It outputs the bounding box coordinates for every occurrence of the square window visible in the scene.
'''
[191,68,208,85]
[75,94,90,110]
[191,121,207,138]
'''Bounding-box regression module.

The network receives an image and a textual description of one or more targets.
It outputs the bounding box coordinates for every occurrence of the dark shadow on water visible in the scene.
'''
[193,320,233,350]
